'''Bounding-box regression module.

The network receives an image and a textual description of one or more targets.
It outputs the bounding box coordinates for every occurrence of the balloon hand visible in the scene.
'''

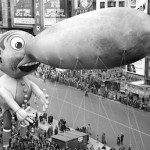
[16,106,35,125]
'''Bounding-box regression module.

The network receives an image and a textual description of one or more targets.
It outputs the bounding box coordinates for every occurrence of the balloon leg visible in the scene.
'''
[2,110,12,148]
[20,124,27,138]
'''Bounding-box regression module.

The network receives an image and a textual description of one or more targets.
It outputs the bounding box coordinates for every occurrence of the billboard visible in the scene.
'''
[2,0,9,27]
[130,0,136,8]
[126,0,147,76]
[43,0,67,27]
[136,0,147,13]
[127,59,145,76]
[74,0,94,15]
[13,0,34,25]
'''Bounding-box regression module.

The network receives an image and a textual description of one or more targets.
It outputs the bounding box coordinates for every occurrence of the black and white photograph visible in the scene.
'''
[0,0,149,150]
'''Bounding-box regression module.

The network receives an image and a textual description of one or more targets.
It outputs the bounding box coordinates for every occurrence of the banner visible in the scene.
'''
[97,68,123,82]
[13,0,34,25]
[34,0,44,35]
[127,84,145,96]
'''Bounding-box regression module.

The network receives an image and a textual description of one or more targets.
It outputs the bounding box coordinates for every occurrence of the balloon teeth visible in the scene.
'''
[22,62,39,67]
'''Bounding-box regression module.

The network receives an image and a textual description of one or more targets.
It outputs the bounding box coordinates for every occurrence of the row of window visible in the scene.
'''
[100,1,125,8]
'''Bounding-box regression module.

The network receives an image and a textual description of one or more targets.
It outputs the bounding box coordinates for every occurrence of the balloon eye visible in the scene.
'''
[11,37,24,50]
[15,42,22,49]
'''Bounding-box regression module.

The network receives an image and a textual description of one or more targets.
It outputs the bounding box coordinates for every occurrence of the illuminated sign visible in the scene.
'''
[34,0,44,34]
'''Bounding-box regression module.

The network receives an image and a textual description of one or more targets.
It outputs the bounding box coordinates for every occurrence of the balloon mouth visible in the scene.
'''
[18,62,40,72]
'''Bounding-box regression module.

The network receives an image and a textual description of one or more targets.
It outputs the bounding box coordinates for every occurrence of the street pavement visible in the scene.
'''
[1,73,150,150]
[29,75,150,150]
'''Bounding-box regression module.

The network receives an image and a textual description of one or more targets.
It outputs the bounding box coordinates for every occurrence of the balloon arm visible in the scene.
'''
[0,87,20,112]
[30,81,44,99]
[30,81,48,108]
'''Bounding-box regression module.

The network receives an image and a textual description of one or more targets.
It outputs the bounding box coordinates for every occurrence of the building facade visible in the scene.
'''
[0,0,73,35]
[0,0,97,35]
[96,0,128,9]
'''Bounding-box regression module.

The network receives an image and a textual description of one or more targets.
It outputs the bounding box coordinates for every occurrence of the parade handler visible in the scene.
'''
[0,30,48,148]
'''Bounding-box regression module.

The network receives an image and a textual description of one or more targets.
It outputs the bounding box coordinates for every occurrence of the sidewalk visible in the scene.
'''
[30,108,111,150]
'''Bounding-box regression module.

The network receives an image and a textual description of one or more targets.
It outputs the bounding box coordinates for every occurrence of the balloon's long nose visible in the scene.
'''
[27,8,150,69]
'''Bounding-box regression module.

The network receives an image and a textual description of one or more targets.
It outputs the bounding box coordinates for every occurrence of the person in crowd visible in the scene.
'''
[90,144,95,150]
[117,135,121,145]
[96,134,99,143]
[86,124,91,136]
[102,132,106,144]
[85,88,89,96]
[43,112,48,121]
[120,133,124,145]
[54,126,58,135]
[101,144,106,150]
[47,126,53,138]
[48,114,53,125]
[128,144,131,150]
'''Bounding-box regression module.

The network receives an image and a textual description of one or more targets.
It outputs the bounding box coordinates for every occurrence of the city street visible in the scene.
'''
[29,75,150,150]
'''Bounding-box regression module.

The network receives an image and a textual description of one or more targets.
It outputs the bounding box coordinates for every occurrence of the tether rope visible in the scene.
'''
[40,50,146,150]
[123,50,145,150]
[50,94,150,137]
[48,59,64,115]
[132,107,146,150]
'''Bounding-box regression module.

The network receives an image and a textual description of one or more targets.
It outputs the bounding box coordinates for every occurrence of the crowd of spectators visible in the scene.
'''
[34,64,150,112]
[0,64,139,150]
[0,111,72,150]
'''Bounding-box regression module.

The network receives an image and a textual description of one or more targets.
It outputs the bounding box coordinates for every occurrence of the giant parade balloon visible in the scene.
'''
[19,7,150,70]
[0,30,49,148]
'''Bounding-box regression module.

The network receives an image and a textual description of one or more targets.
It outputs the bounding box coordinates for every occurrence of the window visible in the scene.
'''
[108,1,116,7]
[119,1,125,7]
[100,2,105,8]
